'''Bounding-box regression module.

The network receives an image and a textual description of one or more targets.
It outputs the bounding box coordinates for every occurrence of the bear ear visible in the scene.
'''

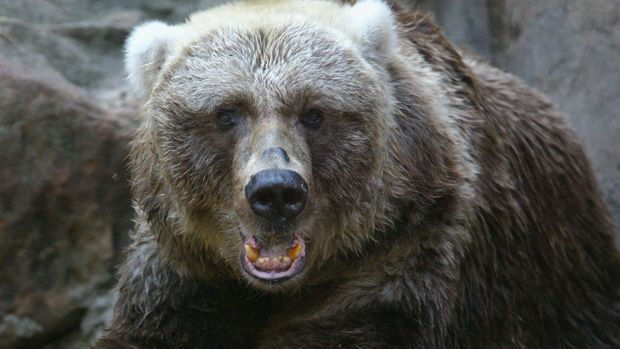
[346,0,398,63]
[124,21,183,99]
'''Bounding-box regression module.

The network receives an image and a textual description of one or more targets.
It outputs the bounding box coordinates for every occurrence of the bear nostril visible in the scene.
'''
[281,188,305,217]
[245,169,308,221]
[252,191,274,214]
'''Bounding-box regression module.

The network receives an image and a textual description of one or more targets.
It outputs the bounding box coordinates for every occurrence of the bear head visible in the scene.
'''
[124,0,462,290]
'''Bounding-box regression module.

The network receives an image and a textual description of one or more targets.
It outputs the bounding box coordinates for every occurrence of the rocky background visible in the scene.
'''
[0,0,617,348]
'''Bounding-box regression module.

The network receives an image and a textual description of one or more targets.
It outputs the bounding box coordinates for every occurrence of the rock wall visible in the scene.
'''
[0,0,617,348]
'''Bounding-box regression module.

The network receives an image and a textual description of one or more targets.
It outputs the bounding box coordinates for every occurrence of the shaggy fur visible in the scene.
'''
[94,0,620,348]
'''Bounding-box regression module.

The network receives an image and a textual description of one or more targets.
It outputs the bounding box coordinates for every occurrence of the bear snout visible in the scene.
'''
[244,169,308,222]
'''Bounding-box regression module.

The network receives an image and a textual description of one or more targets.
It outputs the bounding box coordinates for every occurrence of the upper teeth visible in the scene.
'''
[244,244,260,262]
[288,243,302,260]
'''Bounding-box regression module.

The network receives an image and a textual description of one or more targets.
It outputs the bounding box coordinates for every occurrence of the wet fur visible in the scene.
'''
[94,1,620,348]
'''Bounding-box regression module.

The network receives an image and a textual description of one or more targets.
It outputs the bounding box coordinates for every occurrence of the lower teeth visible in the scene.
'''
[254,256,292,271]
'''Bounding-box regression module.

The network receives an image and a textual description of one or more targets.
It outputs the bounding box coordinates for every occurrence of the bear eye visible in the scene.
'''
[215,109,237,130]
[301,109,323,128]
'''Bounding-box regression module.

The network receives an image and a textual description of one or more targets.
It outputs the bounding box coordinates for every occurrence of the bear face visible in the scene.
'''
[125,0,426,289]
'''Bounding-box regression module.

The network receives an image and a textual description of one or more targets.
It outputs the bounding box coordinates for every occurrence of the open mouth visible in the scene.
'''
[241,234,306,283]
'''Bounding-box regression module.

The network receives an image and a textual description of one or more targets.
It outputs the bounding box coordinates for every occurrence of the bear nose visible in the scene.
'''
[245,169,308,222]
[262,147,290,163]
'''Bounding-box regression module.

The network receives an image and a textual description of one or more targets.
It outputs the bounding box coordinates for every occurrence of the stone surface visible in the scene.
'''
[0,0,618,348]
[0,63,133,348]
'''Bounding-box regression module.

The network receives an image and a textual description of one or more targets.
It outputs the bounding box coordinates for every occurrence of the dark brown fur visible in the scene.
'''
[94,2,620,348]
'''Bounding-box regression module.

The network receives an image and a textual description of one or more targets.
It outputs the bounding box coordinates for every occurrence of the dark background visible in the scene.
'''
[0,0,618,348]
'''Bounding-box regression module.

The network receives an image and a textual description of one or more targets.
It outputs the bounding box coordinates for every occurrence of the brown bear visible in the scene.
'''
[93,0,620,348]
